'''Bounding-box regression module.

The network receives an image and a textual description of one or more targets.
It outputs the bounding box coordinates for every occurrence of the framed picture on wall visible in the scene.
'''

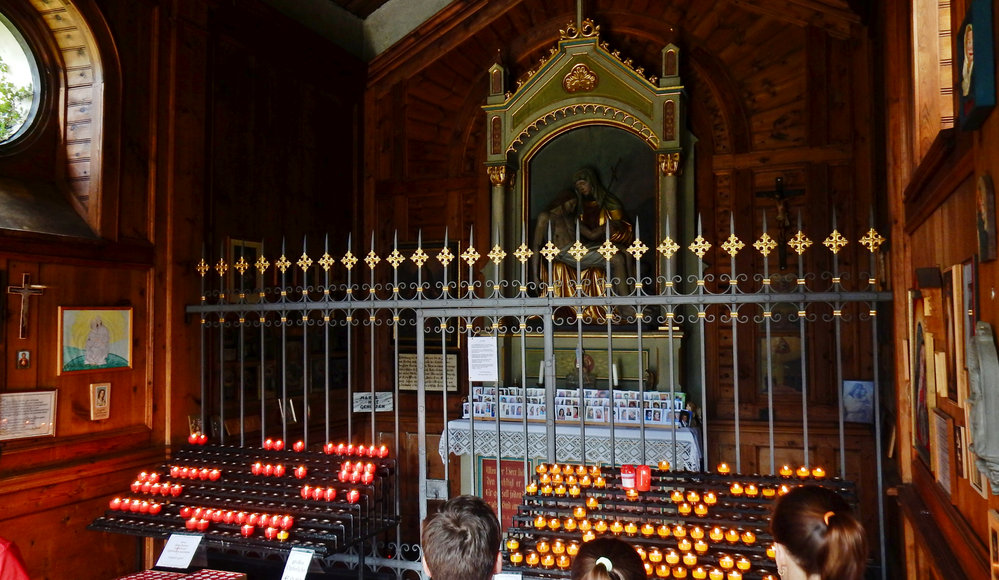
[978,175,997,262]
[989,509,999,579]
[227,237,265,291]
[57,307,133,374]
[958,0,996,131]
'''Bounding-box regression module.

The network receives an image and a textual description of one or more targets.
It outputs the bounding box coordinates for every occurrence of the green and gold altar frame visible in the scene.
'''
[482,18,694,285]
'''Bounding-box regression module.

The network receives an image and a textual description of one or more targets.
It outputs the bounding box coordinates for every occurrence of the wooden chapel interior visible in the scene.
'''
[0,0,992,578]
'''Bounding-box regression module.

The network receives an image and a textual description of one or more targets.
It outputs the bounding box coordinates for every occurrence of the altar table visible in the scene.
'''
[440,419,701,471]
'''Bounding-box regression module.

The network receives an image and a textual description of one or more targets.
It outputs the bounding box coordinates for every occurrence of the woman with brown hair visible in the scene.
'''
[570,537,645,580]
[770,485,868,580]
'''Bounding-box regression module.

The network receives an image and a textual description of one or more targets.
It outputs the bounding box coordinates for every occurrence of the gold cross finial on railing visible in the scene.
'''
[234,256,249,275]
[688,235,711,259]
[657,237,680,258]
[540,241,560,262]
[859,228,886,253]
[215,258,229,277]
[598,239,618,261]
[364,250,381,269]
[514,243,534,263]
[275,254,292,273]
[255,255,271,274]
[341,251,358,271]
[788,231,812,255]
[488,244,507,265]
[822,230,848,254]
[297,252,313,272]
[568,240,588,262]
[437,246,454,267]
[196,258,209,277]
[387,249,405,268]
[461,245,481,266]
[627,239,648,260]
[722,234,745,257]
[318,252,335,271]
[754,233,777,257]
[410,247,429,268]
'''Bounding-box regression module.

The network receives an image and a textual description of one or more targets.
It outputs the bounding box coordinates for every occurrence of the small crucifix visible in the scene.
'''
[7,273,46,339]
[756,176,805,270]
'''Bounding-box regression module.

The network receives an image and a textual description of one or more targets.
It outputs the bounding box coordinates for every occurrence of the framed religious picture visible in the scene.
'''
[979,175,997,262]
[911,291,932,465]
[958,0,996,131]
[226,238,265,298]
[89,382,110,421]
[990,509,999,579]
[57,307,133,374]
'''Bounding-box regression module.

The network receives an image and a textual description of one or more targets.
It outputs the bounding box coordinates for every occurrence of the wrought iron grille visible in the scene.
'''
[187,214,891,579]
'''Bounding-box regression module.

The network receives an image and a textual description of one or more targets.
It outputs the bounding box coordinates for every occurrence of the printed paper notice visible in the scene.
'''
[467,336,498,382]
[281,547,315,580]
[156,533,203,568]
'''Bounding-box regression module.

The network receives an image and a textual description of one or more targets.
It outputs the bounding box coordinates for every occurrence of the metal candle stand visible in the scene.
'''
[503,465,857,580]
[89,443,399,574]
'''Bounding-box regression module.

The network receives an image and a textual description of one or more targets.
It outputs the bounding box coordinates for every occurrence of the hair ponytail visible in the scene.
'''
[820,510,868,580]
[770,485,868,580]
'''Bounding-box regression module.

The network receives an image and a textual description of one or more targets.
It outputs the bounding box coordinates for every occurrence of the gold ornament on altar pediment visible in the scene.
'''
[563,64,598,93]
[560,18,599,40]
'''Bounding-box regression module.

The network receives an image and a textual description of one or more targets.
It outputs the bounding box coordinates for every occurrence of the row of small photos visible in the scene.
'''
[463,387,687,425]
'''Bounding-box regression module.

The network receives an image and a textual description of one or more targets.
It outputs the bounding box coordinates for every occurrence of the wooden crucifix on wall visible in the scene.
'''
[756,177,804,270]
[7,273,46,339]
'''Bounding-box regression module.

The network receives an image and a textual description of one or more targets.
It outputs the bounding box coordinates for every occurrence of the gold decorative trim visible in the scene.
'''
[560,18,600,40]
[563,64,598,93]
[658,152,680,176]
[488,165,509,186]
[508,104,659,154]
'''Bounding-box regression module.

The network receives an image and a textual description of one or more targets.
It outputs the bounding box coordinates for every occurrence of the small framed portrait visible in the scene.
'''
[90,382,110,421]
[15,350,29,369]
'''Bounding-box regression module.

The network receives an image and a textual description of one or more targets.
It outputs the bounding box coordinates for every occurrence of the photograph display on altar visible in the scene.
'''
[463,385,686,425]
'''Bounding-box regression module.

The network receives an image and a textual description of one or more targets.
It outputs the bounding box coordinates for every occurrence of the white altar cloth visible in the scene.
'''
[441,419,701,471]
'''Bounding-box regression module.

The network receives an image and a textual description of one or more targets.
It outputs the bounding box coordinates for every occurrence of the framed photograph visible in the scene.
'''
[989,509,999,579]
[758,335,803,393]
[912,291,932,465]
[58,307,133,374]
[843,380,874,423]
[227,238,265,297]
[0,390,57,440]
[971,450,989,498]
[15,349,30,369]
[89,382,110,420]
[941,267,959,400]
[958,0,996,131]
[979,175,998,262]
[931,408,953,496]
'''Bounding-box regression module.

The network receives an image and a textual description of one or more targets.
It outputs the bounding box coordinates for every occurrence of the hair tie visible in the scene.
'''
[823,511,835,526]
[595,556,613,572]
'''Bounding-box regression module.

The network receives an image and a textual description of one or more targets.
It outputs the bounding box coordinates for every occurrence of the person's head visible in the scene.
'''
[421,495,501,580]
[770,485,868,580]
[570,537,646,580]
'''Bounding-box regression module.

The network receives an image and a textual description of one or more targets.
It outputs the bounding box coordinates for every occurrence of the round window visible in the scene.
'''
[0,13,38,143]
